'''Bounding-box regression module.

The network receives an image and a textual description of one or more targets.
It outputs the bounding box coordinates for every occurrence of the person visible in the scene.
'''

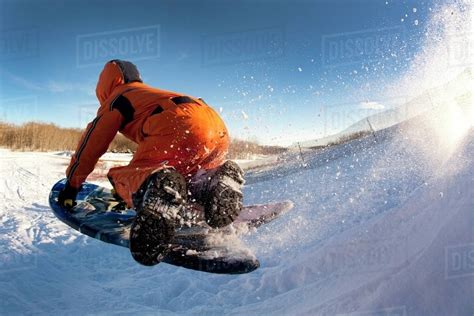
[58,59,244,265]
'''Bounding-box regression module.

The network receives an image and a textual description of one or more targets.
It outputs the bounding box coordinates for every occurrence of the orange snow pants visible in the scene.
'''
[107,103,229,207]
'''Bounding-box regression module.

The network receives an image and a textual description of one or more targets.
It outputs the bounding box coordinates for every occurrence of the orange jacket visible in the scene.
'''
[66,60,228,190]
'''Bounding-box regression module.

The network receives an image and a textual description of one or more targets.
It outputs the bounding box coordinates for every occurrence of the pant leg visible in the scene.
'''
[107,160,169,208]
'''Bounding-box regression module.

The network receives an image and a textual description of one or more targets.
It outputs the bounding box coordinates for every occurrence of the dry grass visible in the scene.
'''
[227,138,287,159]
[0,121,286,158]
[0,121,136,152]
[0,122,80,151]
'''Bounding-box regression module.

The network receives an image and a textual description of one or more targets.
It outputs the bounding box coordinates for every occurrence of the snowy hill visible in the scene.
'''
[295,68,473,149]
[1,89,473,314]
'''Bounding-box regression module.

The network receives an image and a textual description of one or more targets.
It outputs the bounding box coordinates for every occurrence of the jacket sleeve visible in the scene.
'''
[66,108,124,188]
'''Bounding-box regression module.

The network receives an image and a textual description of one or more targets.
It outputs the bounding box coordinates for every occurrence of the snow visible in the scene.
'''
[1,93,473,314]
[220,175,243,193]
[52,151,134,162]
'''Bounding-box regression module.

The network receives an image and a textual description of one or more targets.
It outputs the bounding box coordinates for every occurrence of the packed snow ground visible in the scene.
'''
[0,100,473,314]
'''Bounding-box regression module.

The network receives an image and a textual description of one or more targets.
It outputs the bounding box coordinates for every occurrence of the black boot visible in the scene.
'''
[108,189,128,212]
[129,169,187,266]
[190,160,244,228]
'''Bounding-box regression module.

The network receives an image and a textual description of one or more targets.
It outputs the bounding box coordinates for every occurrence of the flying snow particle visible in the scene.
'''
[413,8,417,13]
[414,19,419,26]
[241,111,249,120]
[298,67,303,72]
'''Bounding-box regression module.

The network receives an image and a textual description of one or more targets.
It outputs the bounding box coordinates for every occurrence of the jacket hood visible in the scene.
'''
[96,60,142,104]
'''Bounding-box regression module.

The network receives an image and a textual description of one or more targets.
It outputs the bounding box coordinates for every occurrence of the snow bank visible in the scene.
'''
[1,111,472,314]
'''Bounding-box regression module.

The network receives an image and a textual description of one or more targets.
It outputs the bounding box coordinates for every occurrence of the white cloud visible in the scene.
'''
[359,101,385,110]
[46,81,95,96]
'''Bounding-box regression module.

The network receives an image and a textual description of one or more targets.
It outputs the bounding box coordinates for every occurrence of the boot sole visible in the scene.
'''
[205,161,244,228]
[130,169,186,266]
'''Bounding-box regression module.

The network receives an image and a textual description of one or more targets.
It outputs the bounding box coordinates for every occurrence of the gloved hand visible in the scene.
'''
[58,182,80,209]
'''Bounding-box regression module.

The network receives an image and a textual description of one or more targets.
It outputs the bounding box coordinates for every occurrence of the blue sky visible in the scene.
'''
[0,0,436,145]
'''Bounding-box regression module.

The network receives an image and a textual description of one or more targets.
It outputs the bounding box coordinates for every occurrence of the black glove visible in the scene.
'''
[58,182,80,209]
